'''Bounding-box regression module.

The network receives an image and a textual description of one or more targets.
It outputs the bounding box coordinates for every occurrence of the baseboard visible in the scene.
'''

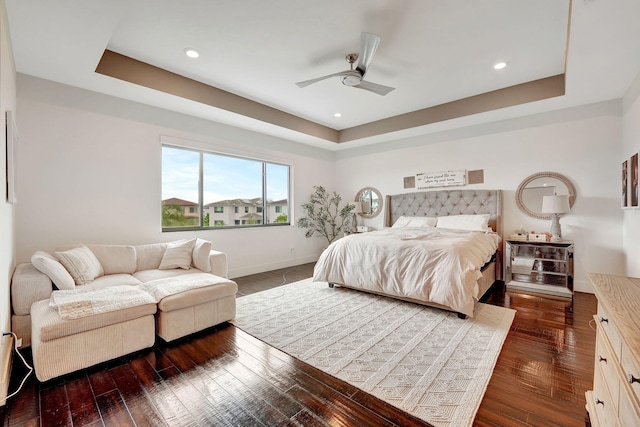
[228,255,317,279]
[0,335,14,406]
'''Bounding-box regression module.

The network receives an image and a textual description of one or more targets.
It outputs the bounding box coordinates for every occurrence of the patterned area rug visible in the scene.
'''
[232,278,515,427]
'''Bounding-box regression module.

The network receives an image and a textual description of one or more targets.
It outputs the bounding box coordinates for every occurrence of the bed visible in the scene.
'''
[312,189,503,318]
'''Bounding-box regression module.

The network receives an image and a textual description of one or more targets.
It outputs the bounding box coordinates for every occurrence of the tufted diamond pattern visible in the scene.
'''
[387,190,500,231]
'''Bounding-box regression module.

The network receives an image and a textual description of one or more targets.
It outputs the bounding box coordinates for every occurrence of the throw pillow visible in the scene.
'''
[54,244,104,285]
[435,214,492,232]
[392,216,438,228]
[31,251,76,290]
[159,238,197,270]
[192,238,212,272]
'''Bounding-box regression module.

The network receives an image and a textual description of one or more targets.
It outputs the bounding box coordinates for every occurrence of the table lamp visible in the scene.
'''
[353,202,363,231]
[541,195,570,242]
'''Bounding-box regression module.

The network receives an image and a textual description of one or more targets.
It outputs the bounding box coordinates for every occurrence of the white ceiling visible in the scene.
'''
[5,0,640,150]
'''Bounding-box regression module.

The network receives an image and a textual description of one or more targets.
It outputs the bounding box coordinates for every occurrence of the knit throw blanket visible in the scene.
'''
[49,285,156,320]
[50,273,227,320]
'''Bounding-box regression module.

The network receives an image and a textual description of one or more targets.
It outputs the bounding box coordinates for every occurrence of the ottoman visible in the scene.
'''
[30,299,157,381]
[154,280,238,342]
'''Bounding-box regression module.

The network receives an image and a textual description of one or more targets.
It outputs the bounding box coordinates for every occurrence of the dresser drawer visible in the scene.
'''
[596,328,620,409]
[592,361,620,427]
[621,343,640,406]
[619,376,640,427]
[597,303,622,359]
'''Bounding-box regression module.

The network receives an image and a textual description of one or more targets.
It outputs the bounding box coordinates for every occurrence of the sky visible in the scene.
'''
[161,145,289,204]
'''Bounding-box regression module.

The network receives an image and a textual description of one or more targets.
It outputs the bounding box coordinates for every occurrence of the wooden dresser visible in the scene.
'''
[586,273,640,426]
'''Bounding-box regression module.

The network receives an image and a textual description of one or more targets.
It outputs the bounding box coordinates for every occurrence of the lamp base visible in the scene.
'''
[549,214,562,241]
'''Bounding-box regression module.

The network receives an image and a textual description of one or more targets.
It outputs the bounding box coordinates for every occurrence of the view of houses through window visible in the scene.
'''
[161,145,290,230]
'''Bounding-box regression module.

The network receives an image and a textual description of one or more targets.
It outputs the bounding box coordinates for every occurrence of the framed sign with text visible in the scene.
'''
[416,170,466,189]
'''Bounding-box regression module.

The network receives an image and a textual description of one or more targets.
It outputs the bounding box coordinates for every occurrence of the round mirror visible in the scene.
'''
[516,172,576,219]
[355,187,383,218]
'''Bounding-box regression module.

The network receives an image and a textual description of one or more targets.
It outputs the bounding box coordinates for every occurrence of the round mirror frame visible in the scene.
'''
[516,171,576,219]
[355,187,383,218]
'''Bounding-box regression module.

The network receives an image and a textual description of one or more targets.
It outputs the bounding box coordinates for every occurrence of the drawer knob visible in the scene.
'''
[595,397,605,406]
[598,316,608,324]
[628,374,640,384]
[598,355,607,364]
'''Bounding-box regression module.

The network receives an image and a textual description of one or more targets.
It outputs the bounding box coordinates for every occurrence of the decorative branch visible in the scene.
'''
[297,186,355,245]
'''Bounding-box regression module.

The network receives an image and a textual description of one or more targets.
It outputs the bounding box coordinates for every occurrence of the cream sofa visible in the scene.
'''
[11,238,237,381]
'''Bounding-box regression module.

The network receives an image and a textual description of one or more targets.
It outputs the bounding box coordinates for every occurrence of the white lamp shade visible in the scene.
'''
[360,201,371,213]
[353,201,363,213]
[541,195,570,214]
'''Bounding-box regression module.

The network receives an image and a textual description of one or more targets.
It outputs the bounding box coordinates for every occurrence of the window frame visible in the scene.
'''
[162,144,291,232]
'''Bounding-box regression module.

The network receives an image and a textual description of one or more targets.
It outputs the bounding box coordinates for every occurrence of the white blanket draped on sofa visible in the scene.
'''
[50,272,227,320]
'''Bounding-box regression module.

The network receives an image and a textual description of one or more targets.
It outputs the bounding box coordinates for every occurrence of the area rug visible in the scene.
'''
[232,278,515,427]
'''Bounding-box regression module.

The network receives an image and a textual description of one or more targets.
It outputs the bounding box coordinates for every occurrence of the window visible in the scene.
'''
[162,145,291,230]
[275,206,282,213]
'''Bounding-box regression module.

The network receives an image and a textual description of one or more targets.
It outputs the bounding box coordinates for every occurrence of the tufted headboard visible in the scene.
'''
[384,189,502,237]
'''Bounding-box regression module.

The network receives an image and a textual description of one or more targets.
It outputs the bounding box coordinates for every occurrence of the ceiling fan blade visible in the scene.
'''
[295,70,352,88]
[354,80,395,96]
[356,32,381,78]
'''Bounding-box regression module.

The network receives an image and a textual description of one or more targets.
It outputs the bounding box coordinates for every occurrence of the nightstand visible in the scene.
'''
[505,239,573,298]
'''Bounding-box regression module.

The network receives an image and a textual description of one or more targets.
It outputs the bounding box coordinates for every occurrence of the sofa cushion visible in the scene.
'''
[31,251,75,290]
[159,239,196,270]
[82,274,143,290]
[156,280,237,312]
[192,238,212,272]
[32,299,156,342]
[132,268,203,283]
[54,245,104,285]
[86,244,137,275]
[134,242,168,271]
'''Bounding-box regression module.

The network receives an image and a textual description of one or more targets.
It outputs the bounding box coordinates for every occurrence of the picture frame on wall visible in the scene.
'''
[5,110,17,204]
[623,159,628,207]
[632,153,639,207]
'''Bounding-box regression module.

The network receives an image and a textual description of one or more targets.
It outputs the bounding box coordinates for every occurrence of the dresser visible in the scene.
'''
[586,273,640,426]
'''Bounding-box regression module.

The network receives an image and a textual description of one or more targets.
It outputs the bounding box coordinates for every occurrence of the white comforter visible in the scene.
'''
[313,227,501,317]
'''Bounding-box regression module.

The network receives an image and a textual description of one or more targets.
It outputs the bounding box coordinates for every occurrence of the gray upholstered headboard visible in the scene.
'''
[384,189,502,236]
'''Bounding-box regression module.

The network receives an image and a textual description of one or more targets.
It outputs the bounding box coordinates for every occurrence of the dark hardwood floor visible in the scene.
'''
[0,263,596,426]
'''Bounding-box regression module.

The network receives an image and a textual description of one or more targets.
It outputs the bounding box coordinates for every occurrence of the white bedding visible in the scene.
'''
[312,227,501,317]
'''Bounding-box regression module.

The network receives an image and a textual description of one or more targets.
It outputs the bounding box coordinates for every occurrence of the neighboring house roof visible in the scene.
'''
[205,197,288,208]
[163,197,198,206]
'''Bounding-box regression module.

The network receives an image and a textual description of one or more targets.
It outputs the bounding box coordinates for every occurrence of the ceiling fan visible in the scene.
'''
[295,32,395,96]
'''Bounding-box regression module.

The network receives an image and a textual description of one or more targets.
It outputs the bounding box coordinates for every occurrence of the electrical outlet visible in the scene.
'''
[15,338,21,348]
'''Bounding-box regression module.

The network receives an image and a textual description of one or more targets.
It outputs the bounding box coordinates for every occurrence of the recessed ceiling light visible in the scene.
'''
[334,112,342,118]
[493,62,507,70]
[184,48,200,59]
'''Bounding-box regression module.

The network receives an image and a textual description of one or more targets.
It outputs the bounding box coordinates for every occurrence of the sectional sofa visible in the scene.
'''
[10,238,237,381]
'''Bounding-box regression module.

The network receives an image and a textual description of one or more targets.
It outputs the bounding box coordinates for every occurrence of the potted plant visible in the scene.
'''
[297,186,355,245]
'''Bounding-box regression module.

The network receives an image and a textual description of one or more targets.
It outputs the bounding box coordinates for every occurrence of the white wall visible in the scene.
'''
[622,70,640,276]
[15,75,335,278]
[0,0,16,346]
[335,101,625,293]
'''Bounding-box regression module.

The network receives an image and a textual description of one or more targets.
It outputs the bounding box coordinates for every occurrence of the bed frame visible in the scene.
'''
[331,189,503,318]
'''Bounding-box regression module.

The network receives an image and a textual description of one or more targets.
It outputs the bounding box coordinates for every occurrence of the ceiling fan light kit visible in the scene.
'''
[295,32,395,96]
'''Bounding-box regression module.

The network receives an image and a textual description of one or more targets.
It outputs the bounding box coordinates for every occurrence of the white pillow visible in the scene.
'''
[31,251,76,290]
[192,238,212,272]
[435,214,492,232]
[392,216,438,228]
[159,238,197,270]
[54,244,104,285]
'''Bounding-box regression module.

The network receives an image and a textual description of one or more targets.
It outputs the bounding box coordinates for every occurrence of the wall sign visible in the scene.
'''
[416,170,466,189]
